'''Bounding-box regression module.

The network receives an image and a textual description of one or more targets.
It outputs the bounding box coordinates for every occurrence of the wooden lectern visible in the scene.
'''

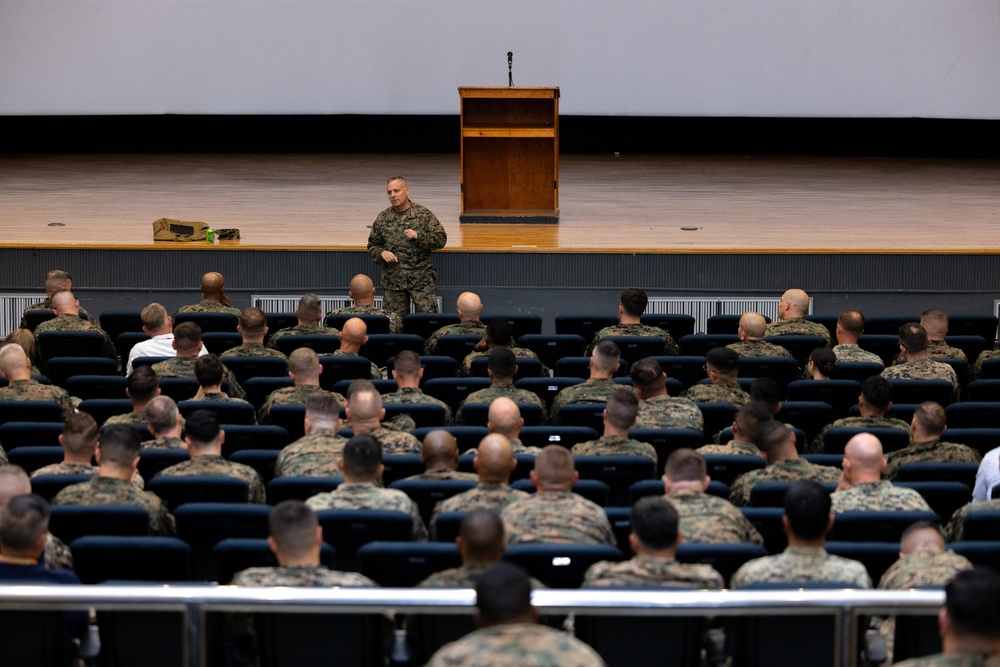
[458,87,559,224]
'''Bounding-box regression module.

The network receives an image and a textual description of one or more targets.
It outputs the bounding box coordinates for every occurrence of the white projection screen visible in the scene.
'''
[1,0,998,118]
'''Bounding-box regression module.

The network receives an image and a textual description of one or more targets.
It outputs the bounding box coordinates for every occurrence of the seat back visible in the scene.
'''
[174,503,271,581]
[64,373,128,400]
[573,456,657,507]
[678,335,738,357]
[274,334,341,356]
[244,377,293,411]
[30,473,94,501]
[7,445,65,474]
[676,542,768,588]
[100,311,145,343]
[946,402,1000,429]
[315,509,414,571]
[78,399,135,425]
[554,315,618,340]
[821,426,911,455]
[0,420,64,449]
[893,463,978,488]
[402,313,461,339]
[136,448,190,481]
[178,400,256,425]
[955,509,1000,541]
[317,355,374,388]
[201,332,243,355]
[48,505,151,544]
[697,403,738,444]
[629,429,705,476]
[380,454,425,486]
[480,314,543,340]
[357,541,462,587]
[267,404,307,440]
[776,401,834,442]
[382,403,450,429]
[263,313,298,342]
[828,510,940,542]
[640,313,696,339]
[423,377,492,411]
[517,334,587,369]
[761,335,827,368]
[519,425,598,450]
[703,454,766,487]
[37,330,107,362]
[146,475,251,511]
[157,377,200,402]
[556,402,606,430]
[514,377,582,408]
[173,312,239,333]
[750,481,838,508]
[267,476,342,505]
[785,379,862,420]
[503,543,623,588]
[602,335,667,366]
[325,313,391,334]
[220,356,289,386]
[71,536,192,584]
[0,400,64,425]
[888,379,956,406]
[22,309,56,332]
[740,507,787,554]
[44,356,119,388]
[388,479,478,526]
[221,424,289,456]
[738,356,803,390]
[829,361,885,383]
[432,334,484,362]
[468,355,544,380]
[360,334,425,367]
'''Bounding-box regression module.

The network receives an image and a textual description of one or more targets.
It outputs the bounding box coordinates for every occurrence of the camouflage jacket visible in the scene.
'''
[105,410,148,426]
[32,461,98,478]
[418,563,545,589]
[265,324,340,350]
[357,425,421,455]
[175,300,241,317]
[193,391,251,405]
[424,320,486,356]
[141,435,187,450]
[331,348,383,380]
[274,430,348,478]
[257,385,345,424]
[153,454,265,504]
[21,299,95,328]
[231,564,376,588]
[884,439,982,480]
[892,340,968,365]
[52,475,176,535]
[458,346,548,378]
[426,623,606,667]
[765,318,832,344]
[305,481,428,541]
[403,468,477,482]
[665,488,764,545]
[367,202,447,291]
[43,533,74,571]
[680,381,749,408]
[878,550,973,589]
[944,498,1000,542]
[635,394,704,431]
[502,490,616,546]
[152,356,246,400]
[583,555,724,589]
[551,378,627,421]
[586,323,679,357]
[220,343,287,360]
[730,458,841,506]
[328,304,403,334]
[831,480,932,513]
[880,358,959,399]
[458,383,547,424]
[0,379,75,420]
[34,314,117,360]
[832,344,884,366]
[571,435,657,462]
[971,349,1000,381]
[727,339,794,359]
[730,546,871,589]
[382,387,453,425]
[696,440,764,458]
[810,415,911,454]
[430,483,529,537]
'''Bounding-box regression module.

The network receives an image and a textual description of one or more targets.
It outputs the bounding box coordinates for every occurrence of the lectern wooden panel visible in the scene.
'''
[459,87,559,224]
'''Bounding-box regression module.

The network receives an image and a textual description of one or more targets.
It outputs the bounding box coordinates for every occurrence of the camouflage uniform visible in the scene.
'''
[257,385,345,424]
[419,562,545,589]
[893,654,1000,667]
[832,344,885,366]
[970,349,1000,380]
[571,435,657,462]
[367,202,447,317]
[32,461,99,478]
[105,410,148,426]
[583,555,724,589]
[635,395,704,431]
[33,314,117,360]
[878,551,972,589]
[403,468,477,482]
[550,378,627,421]
[430,483,529,537]
[424,320,487,356]
[21,299,95,328]
[944,498,1000,542]
[265,324,340,351]
[696,440,764,458]
[0,379,75,420]
[764,318,832,345]
[680,381,749,408]
[502,490,616,546]
[195,391,252,405]
[331,348,383,380]
[357,426,421,455]
[152,356,247,400]
[727,340,794,359]
[43,533,74,571]
[220,343,287,360]
[328,304,403,334]
[52,475,176,535]
[810,415,911,453]
[175,300,241,317]
[730,546,871,588]
[382,387,453,425]
[231,564,376,587]
[305,481,428,541]
[458,346,548,378]
[831,480,932,513]
[458,383,547,424]
[884,440,982,480]
[154,454,266,504]
[664,488,764,545]
[586,323,679,357]
[729,459,841,506]
[426,623,606,667]
[274,430,348,478]
[892,340,968,366]
[142,435,187,450]
[880,359,959,400]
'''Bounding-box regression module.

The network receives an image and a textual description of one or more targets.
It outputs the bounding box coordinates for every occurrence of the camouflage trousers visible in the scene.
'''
[384,287,438,318]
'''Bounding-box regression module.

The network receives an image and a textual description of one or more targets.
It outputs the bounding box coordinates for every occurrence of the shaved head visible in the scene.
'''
[739,312,767,339]
[422,429,460,469]
[349,274,375,302]
[457,292,483,320]
[780,289,810,318]
[475,434,516,484]
[920,310,949,339]
[487,397,522,438]
[50,289,78,314]
[0,465,31,511]
[0,343,29,377]
[199,272,231,306]
[533,445,576,490]
[340,318,368,346]
[347,380,383,422]
[843,432,886,482]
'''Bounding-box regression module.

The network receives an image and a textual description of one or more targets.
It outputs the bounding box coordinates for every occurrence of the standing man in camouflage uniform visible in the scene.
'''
[426,563,605,667]
[0,464,73,570]
[879,522,972,589]
[257,348,345,424]
[0,343,75,420]
[765,289,831,344]
[305,433,428,540]
[458,318,548,378]
[727,312,794,359]
[327,274,402,334]
[127,303,208,375]
[429,434,528,536]
[730,481,871,588]
[105,365,159,425]
[680,347,750,408]
[884,401,981,479]
[571,388,657,462]
[550,340,629,421]
[881,323,960,400]
[630,357,703,431]
[274,394,347,478]
[403,430,477,482]
[141,396,186,449]
[662,449,763,545]
[832,309,884,365]
[265,294,340,351]
[891,310,967,366]
[424,292,486,355]
[152,322,246,400]
[586,288,679,356]
[810,376,910,453]
[175,272,240,316]
[382,350,453,425]
[458,347,547,424]
[53,424,176,535]
[20,269,96,328]
[333,317,383,379]
[729,420,840,506]
[583,497,724,589]
[697,402,768,458]
[220,307,287,360]
[501,446,616,546]
[831,433,932,513]
[33,290,117,361]
[367,176,447,320]
[153,410,265,503]
[344,379,421,455]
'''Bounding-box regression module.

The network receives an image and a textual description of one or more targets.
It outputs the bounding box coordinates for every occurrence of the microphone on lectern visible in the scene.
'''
[507,52,513,87]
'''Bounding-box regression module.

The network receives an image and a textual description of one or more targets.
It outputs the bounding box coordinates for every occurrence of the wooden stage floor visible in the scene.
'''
[1,153,998,254]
